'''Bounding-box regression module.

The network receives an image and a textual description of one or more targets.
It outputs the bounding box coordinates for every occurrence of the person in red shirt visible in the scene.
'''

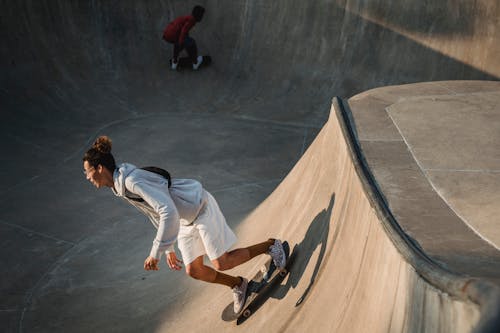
[163,5,205,70]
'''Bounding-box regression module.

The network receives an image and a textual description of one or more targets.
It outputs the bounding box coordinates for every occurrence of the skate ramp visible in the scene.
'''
[154,97,500,333]
[1,0,500,332]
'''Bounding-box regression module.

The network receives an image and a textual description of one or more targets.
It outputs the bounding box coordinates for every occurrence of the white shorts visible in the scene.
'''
[177,191,237,265]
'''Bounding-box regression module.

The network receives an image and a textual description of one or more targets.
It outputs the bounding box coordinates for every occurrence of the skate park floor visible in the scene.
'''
[1,1,500,332]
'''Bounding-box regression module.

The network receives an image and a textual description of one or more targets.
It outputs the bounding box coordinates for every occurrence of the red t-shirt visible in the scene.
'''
[163,15,196,44]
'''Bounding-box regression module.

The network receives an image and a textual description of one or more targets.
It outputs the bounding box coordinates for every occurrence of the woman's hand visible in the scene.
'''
[166,252,183,271]
[144,256,159,271]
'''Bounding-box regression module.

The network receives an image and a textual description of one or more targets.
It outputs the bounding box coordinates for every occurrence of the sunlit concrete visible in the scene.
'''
[1,1,499,332]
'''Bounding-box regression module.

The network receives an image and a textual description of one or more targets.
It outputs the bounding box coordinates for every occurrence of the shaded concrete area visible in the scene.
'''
[1,0,500,332]
[338,0,500,77]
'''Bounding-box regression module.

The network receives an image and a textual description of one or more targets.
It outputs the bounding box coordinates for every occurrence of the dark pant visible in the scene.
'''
[172,36,198,64]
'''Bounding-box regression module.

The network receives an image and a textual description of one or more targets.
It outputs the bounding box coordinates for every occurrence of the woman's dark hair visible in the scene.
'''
[192,5,205,22]
[83,136,116,172]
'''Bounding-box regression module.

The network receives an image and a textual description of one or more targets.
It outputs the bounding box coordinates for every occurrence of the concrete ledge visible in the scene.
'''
[336,96,500,332]
[347,82,500,278]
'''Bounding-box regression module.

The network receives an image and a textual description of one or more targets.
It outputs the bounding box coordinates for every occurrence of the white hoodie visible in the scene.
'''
[112,163,207,259]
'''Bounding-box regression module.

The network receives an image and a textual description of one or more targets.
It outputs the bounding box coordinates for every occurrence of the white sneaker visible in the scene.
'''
[232,277,248,314]
[171,59,178,70]
[192,56,203,70]
[268,239,286,269]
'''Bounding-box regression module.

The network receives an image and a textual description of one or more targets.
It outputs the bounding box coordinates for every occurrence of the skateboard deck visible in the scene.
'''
[170,55,212,69]
[221,241,290,324]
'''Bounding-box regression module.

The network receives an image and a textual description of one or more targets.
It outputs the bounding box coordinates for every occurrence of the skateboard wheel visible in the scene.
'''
[243,309,252,318]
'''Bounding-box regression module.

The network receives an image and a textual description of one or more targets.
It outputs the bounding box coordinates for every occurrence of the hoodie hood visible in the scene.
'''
[112,163,138,196]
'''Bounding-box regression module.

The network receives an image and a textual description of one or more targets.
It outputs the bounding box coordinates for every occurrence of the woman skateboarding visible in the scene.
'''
[82,136,287,314]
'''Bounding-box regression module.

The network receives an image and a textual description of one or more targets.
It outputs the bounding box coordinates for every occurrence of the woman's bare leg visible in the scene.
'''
[211,239,274,271]
[186,256,241,288]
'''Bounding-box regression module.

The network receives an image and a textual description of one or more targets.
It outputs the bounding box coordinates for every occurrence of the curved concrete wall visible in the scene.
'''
[2,0,499,195]
[154,98,499,332]
[2,1,498,137]
[1,0,499,332]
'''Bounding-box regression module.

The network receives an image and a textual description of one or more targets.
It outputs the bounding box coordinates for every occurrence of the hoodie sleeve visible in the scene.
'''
[178,16,196,45]
[130,181,180,259]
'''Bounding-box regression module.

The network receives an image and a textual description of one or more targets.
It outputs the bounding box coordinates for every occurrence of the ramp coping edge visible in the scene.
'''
[333,96,500,333]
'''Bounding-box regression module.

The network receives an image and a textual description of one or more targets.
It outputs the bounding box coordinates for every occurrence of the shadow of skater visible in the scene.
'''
[272,193,335,305]
[230,193,336,324]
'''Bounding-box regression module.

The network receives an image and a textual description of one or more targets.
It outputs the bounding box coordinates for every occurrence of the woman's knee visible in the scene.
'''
[212,255,230,271]
[185,265,200,279]
[185,257,204,279]
[212,260,223,271]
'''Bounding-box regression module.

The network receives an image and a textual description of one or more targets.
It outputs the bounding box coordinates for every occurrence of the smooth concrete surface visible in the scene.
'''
[347,82,500,283]
[152,101,497,333]
[339,1,500,78]
[1,0,500,332]
[387,89,500,249]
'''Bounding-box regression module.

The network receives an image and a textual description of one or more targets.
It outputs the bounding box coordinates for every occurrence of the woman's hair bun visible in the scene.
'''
[93,136,112,154]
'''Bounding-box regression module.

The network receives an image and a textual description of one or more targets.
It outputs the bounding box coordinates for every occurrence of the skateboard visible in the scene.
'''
[169,55,212,69]
[221,241,290,323]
